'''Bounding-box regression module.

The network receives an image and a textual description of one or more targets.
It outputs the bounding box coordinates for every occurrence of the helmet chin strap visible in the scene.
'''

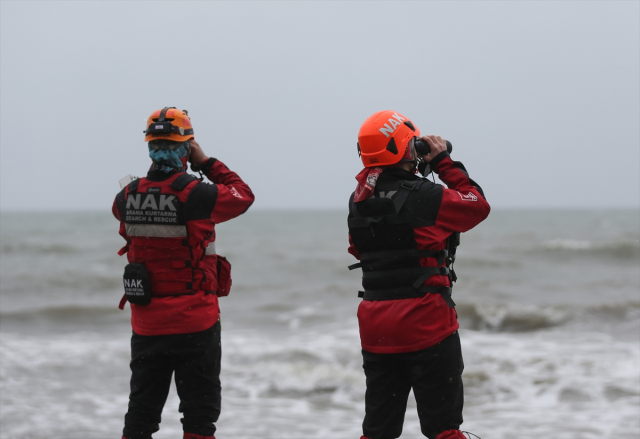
[397,138,418,172]
[398,158,418,173]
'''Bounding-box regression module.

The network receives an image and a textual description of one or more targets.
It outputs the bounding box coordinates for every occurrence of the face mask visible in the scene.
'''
[148,140,191,173]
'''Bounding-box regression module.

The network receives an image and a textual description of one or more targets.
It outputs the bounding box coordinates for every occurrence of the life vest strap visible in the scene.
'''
[348,214,414,229]
[358,286,455,307]
[361,248,447,261]
[152,271,193,282]
[348,249,449,270]
[128,179,140,192]
[128,238,189,249]
[392,180,423,213]
[151,280,215,296]
[411,267,450,289]
[118,294,128,310]
[144,260,203,270]
[170,173,199,191]
[361,266,448,280]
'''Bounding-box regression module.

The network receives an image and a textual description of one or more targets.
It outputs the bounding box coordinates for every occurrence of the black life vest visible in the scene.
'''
[348,178,459,307]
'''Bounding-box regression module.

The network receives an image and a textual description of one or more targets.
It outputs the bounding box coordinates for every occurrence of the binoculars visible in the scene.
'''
[413,138,453,156]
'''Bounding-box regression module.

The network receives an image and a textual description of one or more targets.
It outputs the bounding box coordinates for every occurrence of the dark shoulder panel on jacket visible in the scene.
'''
[115,187,127,215]
[185,182,219,221]
[404,179,443,227]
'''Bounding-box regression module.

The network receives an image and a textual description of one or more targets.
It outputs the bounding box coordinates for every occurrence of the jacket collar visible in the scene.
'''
[146,169,180,182]
[379,167,419,181]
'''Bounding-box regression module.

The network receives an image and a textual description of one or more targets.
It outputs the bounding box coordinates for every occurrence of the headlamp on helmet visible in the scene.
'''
[144,107,194,143]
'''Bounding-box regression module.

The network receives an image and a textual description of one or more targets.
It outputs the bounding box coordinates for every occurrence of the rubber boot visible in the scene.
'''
[435,430,468,439]
[183,434,215,439]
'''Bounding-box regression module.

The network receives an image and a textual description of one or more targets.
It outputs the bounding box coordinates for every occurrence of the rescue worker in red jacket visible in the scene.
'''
[348,111,490,439]
[113,107,254,439]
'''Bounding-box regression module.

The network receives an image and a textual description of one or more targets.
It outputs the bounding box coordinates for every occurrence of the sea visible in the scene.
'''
[1,209,638,439]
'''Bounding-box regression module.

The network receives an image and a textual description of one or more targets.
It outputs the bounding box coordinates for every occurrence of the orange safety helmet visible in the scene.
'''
[357,110,420,167]
[144,107,194,142]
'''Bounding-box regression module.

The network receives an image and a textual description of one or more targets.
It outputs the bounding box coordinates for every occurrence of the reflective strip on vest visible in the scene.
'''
[204,241,216,255]
[125,224,188,238]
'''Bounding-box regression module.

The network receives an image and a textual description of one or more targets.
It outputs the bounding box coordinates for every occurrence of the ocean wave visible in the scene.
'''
[1,273,122,296]
[2,301,639,335]
[2,242,83,255]
[457,301,640,332]
[0,305,118,318]
[535,239,640,259]
[2,325,637,439]
[0,305,128,332]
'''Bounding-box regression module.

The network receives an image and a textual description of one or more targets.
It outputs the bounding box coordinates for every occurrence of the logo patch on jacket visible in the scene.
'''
[458,192,477,201]
[230,187,243,198]
[124,192,185,224]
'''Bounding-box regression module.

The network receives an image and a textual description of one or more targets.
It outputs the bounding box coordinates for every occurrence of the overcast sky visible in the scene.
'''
[1,1,638,210]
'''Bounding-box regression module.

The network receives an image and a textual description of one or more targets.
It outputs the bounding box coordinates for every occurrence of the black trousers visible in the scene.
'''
[123,321,221,439]
[362,331,464,439]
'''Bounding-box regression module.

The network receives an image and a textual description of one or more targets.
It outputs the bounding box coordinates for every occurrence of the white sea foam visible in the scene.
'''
[542,238,594,250]
[1,325,638,439]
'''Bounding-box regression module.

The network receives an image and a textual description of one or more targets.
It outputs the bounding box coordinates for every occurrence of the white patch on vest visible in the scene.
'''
[125,224,188,237]
[230,187,242,198]
[140,194,158,210]
[378,113,405,137]
[126,194,141,209]
[458,191,478,201]
[159,195,177,211]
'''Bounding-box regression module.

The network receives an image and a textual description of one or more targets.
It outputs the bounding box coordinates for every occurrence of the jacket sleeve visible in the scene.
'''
[112,198,121,220]
[201,158,255,223]
[430,152,490,233]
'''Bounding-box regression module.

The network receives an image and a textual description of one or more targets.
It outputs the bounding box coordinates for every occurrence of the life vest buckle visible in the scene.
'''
[399,181,418,191]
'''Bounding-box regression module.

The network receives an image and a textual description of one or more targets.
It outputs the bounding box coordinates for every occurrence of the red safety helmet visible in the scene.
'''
[357,110,420,167]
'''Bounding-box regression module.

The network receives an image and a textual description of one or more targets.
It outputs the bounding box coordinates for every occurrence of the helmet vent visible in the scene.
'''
[386,137,398,154]
[404,121,416,131]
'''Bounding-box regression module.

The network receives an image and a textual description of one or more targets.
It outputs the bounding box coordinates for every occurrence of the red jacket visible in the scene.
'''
[348,153,490,354]
[113,159,254,336]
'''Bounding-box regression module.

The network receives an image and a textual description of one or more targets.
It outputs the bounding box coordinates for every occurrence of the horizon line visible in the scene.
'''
[1,206,639,214]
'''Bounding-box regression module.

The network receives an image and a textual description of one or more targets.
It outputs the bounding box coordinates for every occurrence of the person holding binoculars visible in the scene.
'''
[348,110,490,439]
